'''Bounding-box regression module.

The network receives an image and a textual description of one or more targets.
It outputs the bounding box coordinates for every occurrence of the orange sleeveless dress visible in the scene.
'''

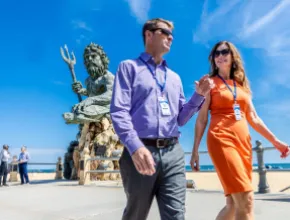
[207,76,253,196]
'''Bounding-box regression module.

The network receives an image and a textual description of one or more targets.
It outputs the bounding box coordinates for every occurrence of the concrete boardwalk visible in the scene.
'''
[0,180,289,220]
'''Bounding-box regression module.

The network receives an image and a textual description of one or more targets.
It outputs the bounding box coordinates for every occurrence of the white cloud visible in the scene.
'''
[193,0,242,44]
[76,34,89,45]
[52,81,66,86]
[240,0,290,39]
[193,0,290,93]
[238,0,290,58]
[125,0,151,23]
[71,21,93,46]
[71,20,93,32]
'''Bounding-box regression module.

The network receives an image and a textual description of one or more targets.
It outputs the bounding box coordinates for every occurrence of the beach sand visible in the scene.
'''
[8,173,56,181]
[7,171,290,193]
[186,171,290,193]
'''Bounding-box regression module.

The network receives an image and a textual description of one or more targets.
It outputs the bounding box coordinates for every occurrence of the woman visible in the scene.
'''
[191,41,290,220]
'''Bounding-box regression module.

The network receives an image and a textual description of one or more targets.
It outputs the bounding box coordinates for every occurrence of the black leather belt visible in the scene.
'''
[140,137,178,148]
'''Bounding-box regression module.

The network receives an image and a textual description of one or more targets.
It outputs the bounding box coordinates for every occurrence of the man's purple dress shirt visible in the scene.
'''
[110,52,205,155]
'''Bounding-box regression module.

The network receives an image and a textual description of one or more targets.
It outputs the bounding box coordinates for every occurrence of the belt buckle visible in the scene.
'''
[156,139,165,149]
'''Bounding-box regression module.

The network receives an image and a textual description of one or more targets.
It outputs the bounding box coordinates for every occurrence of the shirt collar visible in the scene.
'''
[139,52,168,67]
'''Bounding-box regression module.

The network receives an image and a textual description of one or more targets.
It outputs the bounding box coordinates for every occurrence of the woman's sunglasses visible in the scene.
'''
[214,49,230,57]
[150,28,173,37]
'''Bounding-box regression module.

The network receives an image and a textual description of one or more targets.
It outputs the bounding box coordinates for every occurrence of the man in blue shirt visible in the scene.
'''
[18,146,30,184]
[110,18,214,220]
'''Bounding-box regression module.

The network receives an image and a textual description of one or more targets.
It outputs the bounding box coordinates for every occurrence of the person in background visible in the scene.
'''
[18,146,30,184]
[0,144,11,187]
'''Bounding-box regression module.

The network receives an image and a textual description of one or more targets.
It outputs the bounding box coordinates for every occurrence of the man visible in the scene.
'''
[18,146,30,184]
[110,18,214,220]
[0,144,10,187]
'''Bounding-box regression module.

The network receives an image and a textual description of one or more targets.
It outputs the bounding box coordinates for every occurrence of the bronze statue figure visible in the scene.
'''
[60,43,123,181]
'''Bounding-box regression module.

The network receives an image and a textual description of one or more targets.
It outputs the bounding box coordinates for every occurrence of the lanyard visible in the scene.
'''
[217,74,237,101]
[139,57,167,93]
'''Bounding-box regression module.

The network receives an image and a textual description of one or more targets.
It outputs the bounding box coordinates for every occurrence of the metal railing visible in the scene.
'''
[28,163,57,166]
[79,140,289,193]
[9,158,63,181]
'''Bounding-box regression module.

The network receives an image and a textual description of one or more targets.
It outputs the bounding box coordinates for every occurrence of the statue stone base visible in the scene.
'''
[78,116,123,181]
[63,141,79,180]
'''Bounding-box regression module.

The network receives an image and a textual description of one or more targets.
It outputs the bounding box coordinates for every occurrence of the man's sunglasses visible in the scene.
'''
[214,49,230,57]
[150,28,173,37]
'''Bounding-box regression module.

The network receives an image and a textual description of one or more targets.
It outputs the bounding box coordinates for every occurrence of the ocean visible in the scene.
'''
[27,163,290,173]
[185,163,290,172]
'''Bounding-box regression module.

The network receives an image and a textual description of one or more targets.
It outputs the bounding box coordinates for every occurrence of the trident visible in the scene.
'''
[60,45,82,102]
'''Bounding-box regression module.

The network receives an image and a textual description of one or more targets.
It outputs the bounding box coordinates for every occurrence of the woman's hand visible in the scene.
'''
[272,139,290,158]
[190,151,200,171]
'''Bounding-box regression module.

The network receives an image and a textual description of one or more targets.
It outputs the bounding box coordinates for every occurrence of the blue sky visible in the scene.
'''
[1,0,290,166]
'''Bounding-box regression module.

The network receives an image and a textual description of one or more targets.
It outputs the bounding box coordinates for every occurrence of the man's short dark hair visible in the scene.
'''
[3,144,9,149]
[142,18,174,45]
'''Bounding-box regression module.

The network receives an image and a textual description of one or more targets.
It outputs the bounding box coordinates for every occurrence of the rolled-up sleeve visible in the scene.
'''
[177,80,205,126]
[110,62,143,155]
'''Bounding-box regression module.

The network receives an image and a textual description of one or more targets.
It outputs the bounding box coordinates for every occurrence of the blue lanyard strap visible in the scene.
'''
[217,74,237,101]
[139,57,167,93]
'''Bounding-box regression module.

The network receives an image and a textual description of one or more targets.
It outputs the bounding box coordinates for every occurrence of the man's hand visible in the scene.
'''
[72,81,83,94]
[131,147,156,176]
[195,75,214,96]
[190,151,200,172]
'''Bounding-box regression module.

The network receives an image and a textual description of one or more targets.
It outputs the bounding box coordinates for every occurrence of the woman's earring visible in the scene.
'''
[233,63,237,69]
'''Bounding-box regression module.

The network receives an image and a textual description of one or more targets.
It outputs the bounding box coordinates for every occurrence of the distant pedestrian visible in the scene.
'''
[0,144,11,187]
[18,146,30,184]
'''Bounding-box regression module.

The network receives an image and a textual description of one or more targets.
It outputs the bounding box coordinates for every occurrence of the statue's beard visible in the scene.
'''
[87,65,105,79]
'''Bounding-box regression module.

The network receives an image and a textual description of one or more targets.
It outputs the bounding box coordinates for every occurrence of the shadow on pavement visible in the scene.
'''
[280,185,290,193]
[255,194,290,203]
[29,179,71,185]
[256,197,290,203]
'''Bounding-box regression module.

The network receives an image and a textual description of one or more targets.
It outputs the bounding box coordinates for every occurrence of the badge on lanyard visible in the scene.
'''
[139,57,171,116]
[233,103,241,120]
[158,96,171,116]
[218,75,241,121]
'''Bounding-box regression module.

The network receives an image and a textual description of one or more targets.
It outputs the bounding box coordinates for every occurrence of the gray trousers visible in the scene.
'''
[119,142,186,220]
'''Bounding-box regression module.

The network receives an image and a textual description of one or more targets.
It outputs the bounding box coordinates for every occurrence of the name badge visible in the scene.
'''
[158,96,171,116]
[233,103,241,121]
